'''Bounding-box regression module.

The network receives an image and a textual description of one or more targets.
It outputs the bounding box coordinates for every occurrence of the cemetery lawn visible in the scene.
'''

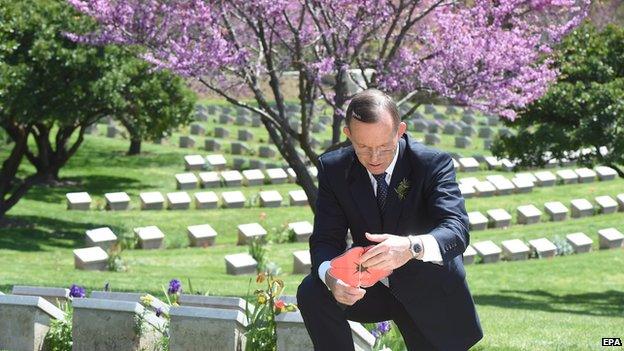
[0,114,623,350]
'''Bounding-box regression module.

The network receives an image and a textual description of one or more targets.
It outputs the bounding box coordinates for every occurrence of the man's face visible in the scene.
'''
[343,111,407,175]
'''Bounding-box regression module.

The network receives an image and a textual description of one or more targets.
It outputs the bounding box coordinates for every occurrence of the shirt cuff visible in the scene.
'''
[318,260,332,289]
[417,234,443,265]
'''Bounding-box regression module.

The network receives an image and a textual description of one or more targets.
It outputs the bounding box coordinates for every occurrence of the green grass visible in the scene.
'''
[0,106,623,350]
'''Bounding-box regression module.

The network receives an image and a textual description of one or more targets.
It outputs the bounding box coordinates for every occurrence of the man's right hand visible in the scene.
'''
[325,270,366,305]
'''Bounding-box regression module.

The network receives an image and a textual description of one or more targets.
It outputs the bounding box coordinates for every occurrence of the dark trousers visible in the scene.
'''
[297,274,437,351]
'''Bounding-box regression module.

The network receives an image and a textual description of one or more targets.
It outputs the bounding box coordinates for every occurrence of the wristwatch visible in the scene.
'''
[408,235,423,259]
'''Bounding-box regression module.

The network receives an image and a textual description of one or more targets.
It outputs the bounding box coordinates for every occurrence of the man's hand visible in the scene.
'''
[360,232,415,271]
[325,270,366,306]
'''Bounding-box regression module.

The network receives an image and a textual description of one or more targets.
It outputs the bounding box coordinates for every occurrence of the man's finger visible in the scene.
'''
[365,232,388,243]
[360,244,388,262]
[361,253,386,268]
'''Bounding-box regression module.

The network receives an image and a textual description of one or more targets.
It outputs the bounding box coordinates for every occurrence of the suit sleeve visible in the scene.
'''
[424,152,470,263]
[309,157,348,275]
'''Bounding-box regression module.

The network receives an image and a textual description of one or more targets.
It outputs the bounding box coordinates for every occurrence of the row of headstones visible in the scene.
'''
[412,118,503,138]
[184,154,317,176]
[73,222,314,274]
[467,194,624,231]
[0,289,375,351]
[465,228,624,264]
[458,166,619,198]
[424,134,499,150]
[175,168,300,190]
[200,136,328,156]
[66,188,309,211]
[200,114,330,134]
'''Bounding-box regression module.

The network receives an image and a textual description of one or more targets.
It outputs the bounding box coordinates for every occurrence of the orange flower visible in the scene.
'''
[274,299,285,311]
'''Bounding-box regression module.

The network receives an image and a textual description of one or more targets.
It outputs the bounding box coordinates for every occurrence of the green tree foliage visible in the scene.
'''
[492,23,624,177]
[0,0,195,217]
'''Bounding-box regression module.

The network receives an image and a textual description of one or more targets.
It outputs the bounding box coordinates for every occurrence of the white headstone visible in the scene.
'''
[225,253,258,275]
[72,298,164,351]
[570,198,594,218]
[178,295,247,313]
[288,221,314,242]
[459,184,476,198]
[472,241,502,264]
[458,157,480,172]
[199,171,221,188]
[134,226,165,249]
[195,191,219,209]
[574,167,596,183]
[168,306,247,350]
[486,175,515,195]
[459,177,480,188]
[462,245,477,265]
[516,205,542,225]
[556,169,578,184]
[242,169,265,186]
[85,227,118,251]
[185,154,206,171]
[598,228,624,249]
[468,211,488,231]
[595,166,617,181]
[176,173,199,190]
[565,232,593,254]
[483,156,502,169]
[511,177,534,193]
[104,192,131,211]
[286,168,297,182]
[534,171,556,187]
[528,238,557,259]
[0,295,65,351]
[222,191,246,208]
[266,168,288,184]
[74,247,109,271]
[486,208,512,228]
[292,250,311,274]
[289,190,308,206]
[90,291,170,316]
[259,190,283,207]
[474,181,496,197]
[618,193,624,212]
[139,192,165,210]
[167,191,192,210]
[501,239,530,261]
[206,154,227,171]
[221,170,243,187]
[11,286,70,307]
[237,223,267,245]
[187,224,217,247]
[66,192,92,210]
[544,201,569,221]
[595,195,618,214]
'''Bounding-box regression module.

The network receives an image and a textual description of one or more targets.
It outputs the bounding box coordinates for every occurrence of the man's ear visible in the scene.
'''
[397,121,407,136]
[343,126,351,139]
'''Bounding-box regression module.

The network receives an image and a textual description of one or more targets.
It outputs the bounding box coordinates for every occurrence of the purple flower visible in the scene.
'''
[372,321,391,339]
[69,284,86,298]
[168,279,182,295]
[155,307,163,317]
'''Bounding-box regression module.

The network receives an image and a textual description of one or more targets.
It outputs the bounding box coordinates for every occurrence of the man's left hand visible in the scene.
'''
[360,232,417,271]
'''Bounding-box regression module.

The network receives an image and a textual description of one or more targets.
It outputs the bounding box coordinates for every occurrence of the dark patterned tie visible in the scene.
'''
[373,172,388,211]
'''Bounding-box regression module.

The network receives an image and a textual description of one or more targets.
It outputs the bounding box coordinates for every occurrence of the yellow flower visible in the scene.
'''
[140,294,154,306]
[257,293,267,305]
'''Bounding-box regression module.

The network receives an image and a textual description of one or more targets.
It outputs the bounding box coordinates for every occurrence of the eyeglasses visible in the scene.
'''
[354,145,396,158]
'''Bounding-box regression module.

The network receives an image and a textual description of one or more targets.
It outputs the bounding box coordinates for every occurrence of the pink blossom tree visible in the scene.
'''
[68,0,588,212]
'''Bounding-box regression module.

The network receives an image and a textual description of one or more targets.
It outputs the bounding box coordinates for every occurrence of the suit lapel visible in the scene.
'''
[382,135,412,234]
[348,156,382,233]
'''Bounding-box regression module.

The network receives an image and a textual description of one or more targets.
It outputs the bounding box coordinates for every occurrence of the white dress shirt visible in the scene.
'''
[318,142,443,287]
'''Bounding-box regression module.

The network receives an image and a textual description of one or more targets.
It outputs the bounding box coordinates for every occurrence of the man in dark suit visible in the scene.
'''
[297,89,483,350]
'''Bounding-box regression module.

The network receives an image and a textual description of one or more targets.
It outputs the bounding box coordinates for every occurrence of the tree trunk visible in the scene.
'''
[128,138,141,155]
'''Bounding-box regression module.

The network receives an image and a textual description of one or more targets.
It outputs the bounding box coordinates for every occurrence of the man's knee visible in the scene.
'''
[297,274,326,311]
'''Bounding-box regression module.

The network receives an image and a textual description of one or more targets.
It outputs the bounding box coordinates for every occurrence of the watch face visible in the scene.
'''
[412,242,422,253]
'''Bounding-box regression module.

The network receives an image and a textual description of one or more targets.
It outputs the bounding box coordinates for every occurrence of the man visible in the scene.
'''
[297,89,483,350]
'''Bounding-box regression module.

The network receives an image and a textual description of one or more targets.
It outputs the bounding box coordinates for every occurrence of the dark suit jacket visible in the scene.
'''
[309,133,483,350]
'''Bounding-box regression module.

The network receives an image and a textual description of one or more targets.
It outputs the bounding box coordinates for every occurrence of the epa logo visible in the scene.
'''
[602,338,622,346]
